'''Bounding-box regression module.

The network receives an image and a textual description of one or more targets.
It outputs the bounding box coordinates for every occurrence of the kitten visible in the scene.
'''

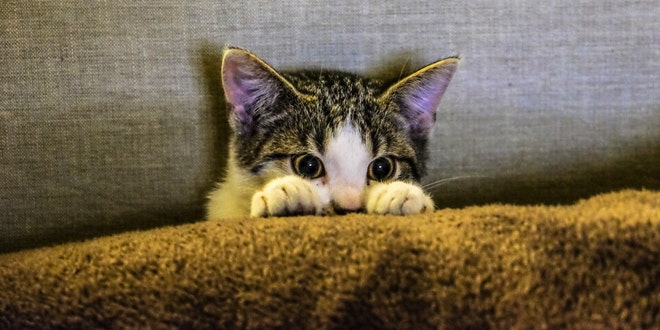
[206,47,458,219]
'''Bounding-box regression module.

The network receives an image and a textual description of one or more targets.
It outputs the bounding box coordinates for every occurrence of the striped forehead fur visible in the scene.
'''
[233,70,424,181]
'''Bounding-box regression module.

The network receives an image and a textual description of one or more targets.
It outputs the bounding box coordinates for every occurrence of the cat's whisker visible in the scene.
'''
[398,57,411,81]
[318,65,325,81]
[422,175,488,191]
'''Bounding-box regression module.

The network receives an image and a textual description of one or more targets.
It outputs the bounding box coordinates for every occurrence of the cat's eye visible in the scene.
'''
[368,156,396,181]
[292,154,325,179]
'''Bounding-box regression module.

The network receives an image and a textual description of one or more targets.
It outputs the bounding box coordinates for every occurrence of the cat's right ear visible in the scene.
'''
[379,57,459,139]
[221,48,298,131]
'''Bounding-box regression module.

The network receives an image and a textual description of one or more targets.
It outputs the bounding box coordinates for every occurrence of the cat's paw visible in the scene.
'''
[365,181,434,215]
[251,176,324,217]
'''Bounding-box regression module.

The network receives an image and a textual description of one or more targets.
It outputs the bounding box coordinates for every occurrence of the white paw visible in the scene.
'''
[250,176,324,217]
[365,181,434,215]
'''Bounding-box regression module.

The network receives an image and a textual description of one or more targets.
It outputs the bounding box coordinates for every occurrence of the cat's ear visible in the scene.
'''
[380,57,459,138]
[221,48,298,130]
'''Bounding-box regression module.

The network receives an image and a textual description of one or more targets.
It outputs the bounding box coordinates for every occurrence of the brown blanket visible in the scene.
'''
[1,189,658,329]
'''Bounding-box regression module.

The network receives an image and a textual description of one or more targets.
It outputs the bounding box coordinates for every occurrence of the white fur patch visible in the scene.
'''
[250,175,324,217]
[322,124,372,211]
[365,181,434,215]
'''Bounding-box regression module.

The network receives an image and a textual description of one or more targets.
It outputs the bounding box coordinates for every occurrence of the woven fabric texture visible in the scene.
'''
[1,0,658,251]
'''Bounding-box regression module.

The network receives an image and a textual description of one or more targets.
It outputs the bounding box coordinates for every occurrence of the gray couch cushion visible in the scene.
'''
[1,0,658,252]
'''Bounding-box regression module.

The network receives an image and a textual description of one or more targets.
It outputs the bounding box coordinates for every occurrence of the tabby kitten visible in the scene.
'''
[206,48,458,219]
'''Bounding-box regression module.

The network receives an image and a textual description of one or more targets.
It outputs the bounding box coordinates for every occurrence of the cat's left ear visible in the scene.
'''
[380,57,459,138]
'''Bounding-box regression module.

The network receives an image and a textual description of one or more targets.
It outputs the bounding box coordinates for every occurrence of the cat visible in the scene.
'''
[206,47,458,220]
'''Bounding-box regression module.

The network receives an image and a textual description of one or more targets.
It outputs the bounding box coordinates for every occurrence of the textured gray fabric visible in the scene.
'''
[1,0,658,252]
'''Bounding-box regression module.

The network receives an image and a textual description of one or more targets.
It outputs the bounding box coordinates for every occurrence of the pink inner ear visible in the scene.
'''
[222,54,256,109]
[400,82,448,136]
[408,84,442,115]
[409,110,435,135]
[396,60,458,136]
[221,50,278,128]
[221,60,252,127]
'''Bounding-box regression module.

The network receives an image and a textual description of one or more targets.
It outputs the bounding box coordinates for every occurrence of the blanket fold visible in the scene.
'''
[1,189,658,329]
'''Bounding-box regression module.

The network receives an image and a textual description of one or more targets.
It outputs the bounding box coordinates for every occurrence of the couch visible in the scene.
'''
[1,0,658,327]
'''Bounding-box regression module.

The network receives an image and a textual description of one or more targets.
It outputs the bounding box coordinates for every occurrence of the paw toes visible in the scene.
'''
[250,176,323,217]
[250,192,268,217]
[366,182,434,215]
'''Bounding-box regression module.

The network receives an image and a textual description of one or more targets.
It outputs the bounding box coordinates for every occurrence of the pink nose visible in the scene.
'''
[332,188,362,211]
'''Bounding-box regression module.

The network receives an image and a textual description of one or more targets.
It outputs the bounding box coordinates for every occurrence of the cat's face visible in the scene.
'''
[221,48,458,213]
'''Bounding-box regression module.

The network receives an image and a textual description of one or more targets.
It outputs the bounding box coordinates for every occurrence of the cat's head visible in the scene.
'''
[221,47,458,213]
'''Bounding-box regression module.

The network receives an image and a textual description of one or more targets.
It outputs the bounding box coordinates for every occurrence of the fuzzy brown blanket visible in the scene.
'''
[1,189,658,329]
